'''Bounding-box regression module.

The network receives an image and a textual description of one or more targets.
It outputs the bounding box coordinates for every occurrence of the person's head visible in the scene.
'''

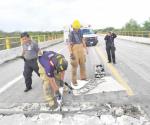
[55,57,68,73]
[107,32,111,36]
[72,20,81,31]
[20,32,30,43]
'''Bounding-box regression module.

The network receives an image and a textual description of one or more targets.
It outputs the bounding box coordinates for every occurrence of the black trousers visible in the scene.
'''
[106,46,116,62]
[23,59,40,89]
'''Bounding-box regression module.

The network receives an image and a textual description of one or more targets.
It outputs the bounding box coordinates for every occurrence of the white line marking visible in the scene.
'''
[0,75,23,94]
[57,46,68,53]
[0,45,67,94]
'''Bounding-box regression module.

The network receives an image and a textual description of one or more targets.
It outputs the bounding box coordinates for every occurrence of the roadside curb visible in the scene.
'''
[0,39,63,65]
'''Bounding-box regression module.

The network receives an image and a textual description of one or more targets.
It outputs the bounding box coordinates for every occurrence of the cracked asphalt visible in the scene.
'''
[0,36,150,119]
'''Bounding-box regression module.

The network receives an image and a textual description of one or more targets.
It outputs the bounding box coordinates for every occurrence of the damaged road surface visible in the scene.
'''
[0,103,149,125]
[1,40,150,124]
[0,78,150,125]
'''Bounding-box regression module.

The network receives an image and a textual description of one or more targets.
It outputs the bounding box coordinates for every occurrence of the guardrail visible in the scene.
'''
[98,31,150,38]
[0,34,63,50]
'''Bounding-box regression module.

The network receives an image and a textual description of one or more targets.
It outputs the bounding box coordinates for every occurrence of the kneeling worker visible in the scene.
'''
[38,51,68,108]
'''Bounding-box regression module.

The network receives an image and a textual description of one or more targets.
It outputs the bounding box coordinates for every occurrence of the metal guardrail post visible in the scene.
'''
[148,33,150,38]
[38,35,40,42]
[5,37,11,49]
[20,38,22,45]
[43,35,46,42]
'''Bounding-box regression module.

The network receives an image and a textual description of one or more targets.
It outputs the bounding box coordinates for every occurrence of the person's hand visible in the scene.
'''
[60,80,64,87]
[20,56,26,62]
[70,53,75,60]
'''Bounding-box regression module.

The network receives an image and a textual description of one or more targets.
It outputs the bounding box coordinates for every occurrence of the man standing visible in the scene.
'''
[21,32,40,92]
[68,20,88,86]
[104,32,117,64]
[38,51,68,108]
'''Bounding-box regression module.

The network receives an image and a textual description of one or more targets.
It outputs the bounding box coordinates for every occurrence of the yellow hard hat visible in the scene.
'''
[72,20,81,29]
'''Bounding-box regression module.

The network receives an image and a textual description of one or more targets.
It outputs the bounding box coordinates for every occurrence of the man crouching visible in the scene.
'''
[38,51,68,109]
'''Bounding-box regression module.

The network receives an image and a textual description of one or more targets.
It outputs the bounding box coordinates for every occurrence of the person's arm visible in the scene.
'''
[22,50,25,57]
[48,71,65,93]
[59,71,65,87]
[45,67,60,94]
[68,32,75,59]
[48,77,59,94]
[21,44,25,56]
[68,32,73,54]
[68,43,73,54]
[60,71,65,80]
[104,35,108,40]
[20,46,26,61]
[82,37,88,54]
[80,30,88,54]
[112,33,117,38]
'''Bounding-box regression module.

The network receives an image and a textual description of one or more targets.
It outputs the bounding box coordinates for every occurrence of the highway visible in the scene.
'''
[0,36,150,115]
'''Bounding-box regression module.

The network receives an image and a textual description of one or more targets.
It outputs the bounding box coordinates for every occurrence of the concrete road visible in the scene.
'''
[98,36,150,116]
[0,36,150,116]
[0,41,105,103]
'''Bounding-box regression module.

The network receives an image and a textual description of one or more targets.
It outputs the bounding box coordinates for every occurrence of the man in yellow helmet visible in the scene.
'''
[68,20,88,86]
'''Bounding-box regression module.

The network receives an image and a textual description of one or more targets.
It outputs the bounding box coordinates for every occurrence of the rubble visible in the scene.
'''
[114,107,124,117]
[100,115,116,125]
[117,115,141,125]
[0,114,26,125]
[0,103,149,125]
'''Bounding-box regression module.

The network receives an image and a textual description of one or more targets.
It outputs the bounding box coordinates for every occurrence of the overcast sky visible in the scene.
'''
[0,0,149,32]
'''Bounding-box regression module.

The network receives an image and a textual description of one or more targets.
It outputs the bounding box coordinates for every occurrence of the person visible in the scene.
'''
[38,51,68,108]
[104,32,117,64]
[68,20,88,86]
[21,32,40,92]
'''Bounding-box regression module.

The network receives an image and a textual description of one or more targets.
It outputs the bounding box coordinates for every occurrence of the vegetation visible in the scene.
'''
[96,18,150,33]
[0,31,63,38]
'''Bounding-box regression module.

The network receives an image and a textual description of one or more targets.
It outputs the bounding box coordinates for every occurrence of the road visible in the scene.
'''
[0,36,150,116]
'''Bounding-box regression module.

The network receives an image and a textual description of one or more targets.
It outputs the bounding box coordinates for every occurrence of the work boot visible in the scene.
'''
[24,86,32,92]
[113,61,116,64]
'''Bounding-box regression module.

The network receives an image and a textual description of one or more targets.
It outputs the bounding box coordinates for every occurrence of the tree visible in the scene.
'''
[102,27,115,32]
[122,19,141,31]
[143,18,150,31]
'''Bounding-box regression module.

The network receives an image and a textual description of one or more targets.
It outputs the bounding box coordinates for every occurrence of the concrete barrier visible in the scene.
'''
[98,34,150,45]
[117,35,150,45]
[0,39,63,65]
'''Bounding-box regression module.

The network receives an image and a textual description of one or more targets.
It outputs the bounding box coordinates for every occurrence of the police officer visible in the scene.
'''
[68,20,88,86]
[21,32,40,92]
[38,51,68,108]
[104,32,117,64]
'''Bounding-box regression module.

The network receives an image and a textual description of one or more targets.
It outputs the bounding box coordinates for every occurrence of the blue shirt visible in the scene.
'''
[69,29,83,44]
[38,51,57,77]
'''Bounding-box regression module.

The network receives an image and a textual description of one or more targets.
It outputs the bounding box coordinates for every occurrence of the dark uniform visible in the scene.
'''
[104,32,117,63]
[22,38,40,91]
